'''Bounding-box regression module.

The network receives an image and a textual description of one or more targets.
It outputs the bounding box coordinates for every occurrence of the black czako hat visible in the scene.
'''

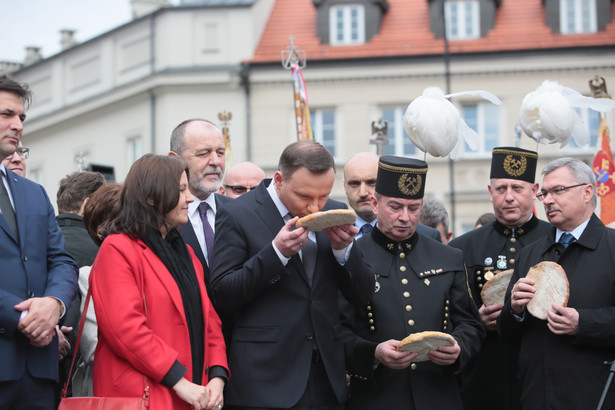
[490,147,538,183]
[376,156,428,199]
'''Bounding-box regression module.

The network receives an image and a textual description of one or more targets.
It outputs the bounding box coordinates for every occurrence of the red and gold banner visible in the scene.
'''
[593,118,615,225]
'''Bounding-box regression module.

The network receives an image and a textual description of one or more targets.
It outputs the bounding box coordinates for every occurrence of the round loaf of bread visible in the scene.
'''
[481,269,514,306]
[396,331,455,362]
[295,209,357,231]
[526,261,569,320]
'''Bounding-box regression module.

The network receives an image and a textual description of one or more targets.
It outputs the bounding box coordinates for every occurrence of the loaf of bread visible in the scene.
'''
[526,261,569,320]
[396,331,455,362]
[295,209,357,231]
[481,269,514,306]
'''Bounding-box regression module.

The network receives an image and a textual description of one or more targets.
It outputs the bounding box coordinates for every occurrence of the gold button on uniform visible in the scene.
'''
[403,292,410,298]
[368,313,373,318]
[408,319,415,326]
[370,326,375,331]
[400,266,407,272]
[509,259,515,265]
[401,278,408,285]
[406,305,412,312]
[411,363,417,370]
[510,238,517,244]
[510,247,516,254]
[399,252,406,259]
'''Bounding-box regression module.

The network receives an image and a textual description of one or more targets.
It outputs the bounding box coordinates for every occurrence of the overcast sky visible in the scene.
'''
[0,0,178,63]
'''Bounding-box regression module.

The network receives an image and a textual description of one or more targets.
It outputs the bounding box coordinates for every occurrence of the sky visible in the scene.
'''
[0,0,178,63]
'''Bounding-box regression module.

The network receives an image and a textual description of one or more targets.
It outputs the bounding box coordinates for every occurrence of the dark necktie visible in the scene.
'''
[0,171,19,240]
[302,236,317,285]
[559,232,575,248]
[360,223,373,236]
[198,202,215,266]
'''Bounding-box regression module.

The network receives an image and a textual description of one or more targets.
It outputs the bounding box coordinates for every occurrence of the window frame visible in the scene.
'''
[458,101,500,158]
[329,4,366,45]
[311,108,337,158]
[445,0,480,40]
[559,0,597,35]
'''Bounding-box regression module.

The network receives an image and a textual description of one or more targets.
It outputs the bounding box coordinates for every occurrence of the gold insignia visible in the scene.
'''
[424,278,430,286]
[398,174,422,196]
[387,243,394,250]
[484,271,495,281]
[405,243,412,250]
[503,154,527,177]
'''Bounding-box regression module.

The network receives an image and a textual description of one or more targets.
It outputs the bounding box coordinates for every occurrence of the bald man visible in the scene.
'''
[343,152,441,242]
[220,161,266,199]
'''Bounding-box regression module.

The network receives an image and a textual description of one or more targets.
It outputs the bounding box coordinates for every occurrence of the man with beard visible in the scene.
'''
[169,119,230,289]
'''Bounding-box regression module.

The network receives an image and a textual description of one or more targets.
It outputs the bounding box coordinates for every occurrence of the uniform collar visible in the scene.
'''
[493,214,540,238]
[372,226,419,255]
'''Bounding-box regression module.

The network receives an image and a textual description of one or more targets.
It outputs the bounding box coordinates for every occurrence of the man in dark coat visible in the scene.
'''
[449,147,551,410]
[498,157,615,410]
[342,156,484,410]
[210,141,374,409]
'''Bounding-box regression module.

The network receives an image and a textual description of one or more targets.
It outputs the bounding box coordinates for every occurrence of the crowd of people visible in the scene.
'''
[2,72,615,410]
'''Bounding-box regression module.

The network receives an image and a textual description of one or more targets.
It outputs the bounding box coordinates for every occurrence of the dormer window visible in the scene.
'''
[560,0,597,34]
[329,4,366,45]
[445,0,480,40]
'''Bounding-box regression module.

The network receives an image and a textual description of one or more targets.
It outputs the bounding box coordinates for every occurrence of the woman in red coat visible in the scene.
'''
[91,154,228,410]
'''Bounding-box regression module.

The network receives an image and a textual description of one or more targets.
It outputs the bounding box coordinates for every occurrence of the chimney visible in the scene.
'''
[60,29,77,50]
[25,46,42,65]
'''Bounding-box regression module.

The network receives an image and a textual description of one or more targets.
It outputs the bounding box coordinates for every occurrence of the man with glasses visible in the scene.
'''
[498,157,615,410]
[220,161,266,199]
[2,143,28,177]
[449,146,551,410]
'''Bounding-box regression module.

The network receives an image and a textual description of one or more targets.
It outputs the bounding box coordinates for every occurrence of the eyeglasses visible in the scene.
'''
[225,184,258,195]
[537,183,586,201]
[6,147,29,160]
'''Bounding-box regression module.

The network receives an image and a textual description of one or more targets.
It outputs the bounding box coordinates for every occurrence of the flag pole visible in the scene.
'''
[281,35,308,141]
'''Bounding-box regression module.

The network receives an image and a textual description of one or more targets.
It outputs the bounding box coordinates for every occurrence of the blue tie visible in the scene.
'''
[559,232,575,248]
[360,223,373,236]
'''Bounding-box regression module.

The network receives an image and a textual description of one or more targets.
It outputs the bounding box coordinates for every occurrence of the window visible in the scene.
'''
[311,109,337,157]
[560,0,597,34]
[329,4,365,45]
[380,107,417,157]
[445,0,480,40]
[127,136,144,165]
[564,107,600,152]
[460,102,499,156]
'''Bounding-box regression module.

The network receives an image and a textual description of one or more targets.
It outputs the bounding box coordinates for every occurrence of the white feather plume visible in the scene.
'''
[403,87,503,158]
[519,80,615,148]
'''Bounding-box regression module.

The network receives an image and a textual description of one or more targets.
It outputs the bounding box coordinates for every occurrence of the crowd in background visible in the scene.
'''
[3,71,615,410]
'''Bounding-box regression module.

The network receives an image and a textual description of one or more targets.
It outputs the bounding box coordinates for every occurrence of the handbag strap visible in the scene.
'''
[62,261,151,407]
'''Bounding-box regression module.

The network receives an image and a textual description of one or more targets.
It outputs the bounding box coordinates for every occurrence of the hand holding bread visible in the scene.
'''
[510,261,569,319]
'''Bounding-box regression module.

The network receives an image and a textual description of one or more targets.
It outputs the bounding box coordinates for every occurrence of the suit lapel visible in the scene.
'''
[5,171,25,246]
[139,240,187,323]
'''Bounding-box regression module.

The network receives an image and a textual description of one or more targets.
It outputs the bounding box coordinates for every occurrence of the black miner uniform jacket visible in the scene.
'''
[448,216,551,410]
[341,228,485,410]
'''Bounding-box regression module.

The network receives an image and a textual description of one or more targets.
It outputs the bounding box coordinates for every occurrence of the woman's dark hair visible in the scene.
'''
[82,183,122,246]
[109,154,189,239]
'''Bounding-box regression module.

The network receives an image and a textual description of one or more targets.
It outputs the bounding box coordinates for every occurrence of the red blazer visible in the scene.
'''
[91,233,227,410]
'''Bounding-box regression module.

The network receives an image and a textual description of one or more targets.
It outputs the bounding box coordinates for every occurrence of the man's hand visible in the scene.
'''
[427,340,460,366]
[479,303,503,331]
[203,377,225,410]
[15,297,62,346]
[510,277,535,315]
[57,326,72,360]
[323,224,358,250]
[273,217,309,258]
[547,304,579,335]
[374,339,416,369]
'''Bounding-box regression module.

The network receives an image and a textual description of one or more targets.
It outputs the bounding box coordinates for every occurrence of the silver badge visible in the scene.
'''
[484,257,493,266]
[496,255,507,270]
[375,280,381,293]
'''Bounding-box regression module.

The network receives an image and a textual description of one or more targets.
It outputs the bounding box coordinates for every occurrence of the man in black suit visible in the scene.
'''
[169,119,231,289]
[210,141,375,409]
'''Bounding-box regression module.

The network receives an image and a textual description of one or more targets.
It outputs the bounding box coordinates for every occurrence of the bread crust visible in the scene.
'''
[526,261,569,320]
[396,331,455,362]
[295,209,357,231]
[481,269,514,306]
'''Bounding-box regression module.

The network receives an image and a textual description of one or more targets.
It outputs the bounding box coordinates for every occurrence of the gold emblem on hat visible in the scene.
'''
[503,155,527,177]
[398,174,422,196]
